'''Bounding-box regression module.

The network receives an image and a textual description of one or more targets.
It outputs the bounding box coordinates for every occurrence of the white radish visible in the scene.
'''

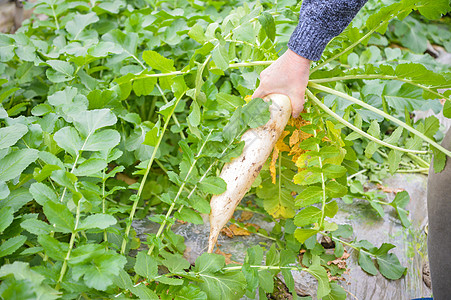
[208,94,292,253]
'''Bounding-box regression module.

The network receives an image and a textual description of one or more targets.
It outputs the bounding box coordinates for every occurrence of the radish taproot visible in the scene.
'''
[208,94,292,253]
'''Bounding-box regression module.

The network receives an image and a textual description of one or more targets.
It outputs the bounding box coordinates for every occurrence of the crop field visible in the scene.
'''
[0,0,450,299]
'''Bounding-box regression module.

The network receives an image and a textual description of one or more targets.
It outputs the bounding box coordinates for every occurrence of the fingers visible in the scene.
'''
[290,93,305,118]
[252,86,267,100]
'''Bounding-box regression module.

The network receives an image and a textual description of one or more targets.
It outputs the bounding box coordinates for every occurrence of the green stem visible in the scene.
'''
[56,200,81,289]
[397,168,429,174]
[308,82,451,157]
[406,153,429,168]
[156,83,186,139]
[147,129,213,255]
[306,90,427,155]
[121,92,186,255]
[313,117,327,229]
[309,75,447,101]
[102,169,108,247]
[50,4,60,30]
[223,265,306,271]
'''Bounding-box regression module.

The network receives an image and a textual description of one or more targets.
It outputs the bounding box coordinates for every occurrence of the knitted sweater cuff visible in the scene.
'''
[288,21,332,61]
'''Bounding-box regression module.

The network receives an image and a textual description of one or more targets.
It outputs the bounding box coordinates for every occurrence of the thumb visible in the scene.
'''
[290,92,305,118]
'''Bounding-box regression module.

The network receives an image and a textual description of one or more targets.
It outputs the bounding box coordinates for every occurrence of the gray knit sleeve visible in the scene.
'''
[288,0,368,61]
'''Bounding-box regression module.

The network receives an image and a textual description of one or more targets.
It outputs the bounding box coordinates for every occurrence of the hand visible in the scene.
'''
[252,49,311,118]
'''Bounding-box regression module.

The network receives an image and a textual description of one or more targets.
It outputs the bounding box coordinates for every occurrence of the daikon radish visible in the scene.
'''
[208,94,292,253]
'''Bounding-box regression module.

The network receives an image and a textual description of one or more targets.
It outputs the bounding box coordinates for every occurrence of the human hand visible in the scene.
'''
[252,49,310,118]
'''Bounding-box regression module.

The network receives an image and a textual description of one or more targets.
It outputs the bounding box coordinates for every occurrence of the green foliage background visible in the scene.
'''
[0,0,450,299]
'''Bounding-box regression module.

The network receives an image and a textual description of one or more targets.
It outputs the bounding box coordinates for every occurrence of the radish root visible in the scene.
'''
[208,94,292,253]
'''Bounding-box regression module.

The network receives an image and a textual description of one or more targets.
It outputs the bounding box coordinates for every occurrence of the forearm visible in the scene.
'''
[288,0,368,61]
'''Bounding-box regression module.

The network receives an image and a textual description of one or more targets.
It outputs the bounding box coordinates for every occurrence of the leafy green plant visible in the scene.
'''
[0,0,450,299]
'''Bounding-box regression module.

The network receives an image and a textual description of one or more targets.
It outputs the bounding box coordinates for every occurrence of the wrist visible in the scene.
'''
[285,49,311,68]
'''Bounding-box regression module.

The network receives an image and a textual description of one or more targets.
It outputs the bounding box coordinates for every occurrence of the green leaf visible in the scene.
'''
[142,50,176,73]
[388,150,402,174]
[0,236,26,258]
[43,201,75,233]
[0,206,13,233]
[258,184,296,219]
[0,149,39,181]
[162,253,190,273]
[135,251,158,279]
[29,182,57,205]
[212,43,229,71]
[325,181,347,198]
[175,207,203,224]
[131,284,159,300]
[323,282,347,300]
[242,98,270,128]
[358,252,378,275]
[216,92,244,111]
[157,277,184,285]
[188,102,201,127]
[322,164,347,179]
[84,129,120,151]
[295,186,323,208]
[0,188,32,213]
[87,89,117,110]
[376,253,406,280]
[258,270,274,293]
[392,191,410,208]
[46,60,74,83]
[199,177,227,195]
[197,269,246,300]
[21,219,53,236]
[78,214,117,231]
[0,181,9,200]
[175,286,207,300]
[143,123,160,147]
[258,12,276,41]
[194,253,225,273]
[307,264,331,299]
[53,127,82,157]
[0,124,28,149]
[294,206,321,227]
[0,34,15,62]
[38,235,69,261]
[432,146,446,173]
[188,23,207,44]
[417,0,451,19]
[72,250,126,291]
[73,158,107,176]
[294,229,318,243]
[233,22,256,43]
[71,109,117,138]
[133,75,158,96]
[65,12,99,39]
[0,261,42,282]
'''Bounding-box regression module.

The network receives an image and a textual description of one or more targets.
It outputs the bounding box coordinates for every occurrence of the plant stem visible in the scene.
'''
[308,83,451,157]
[121,92,186,255]
[406,153,429,168]
[223,265,306,271]
[313,117,327,229]
[147,129,213,255]
[397,168,429,174]
[50,4,60,30]
[306,90,427,155]
[56,200,81,289]
[309,75,447,101]
[156,83,185,139]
